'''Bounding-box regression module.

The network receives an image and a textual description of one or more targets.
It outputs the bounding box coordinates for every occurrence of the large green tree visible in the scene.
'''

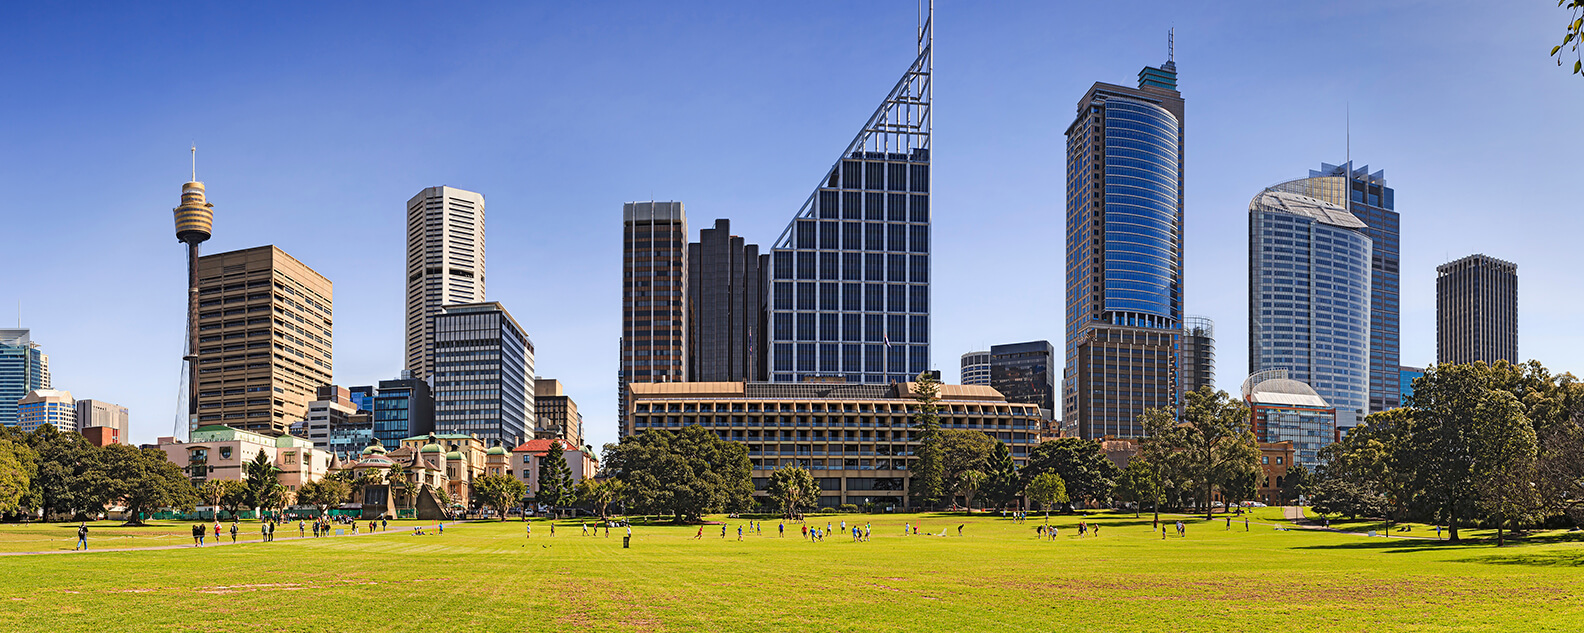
[537,440,576,513]
[1025,471,1068,525]
[981,440,1021,510]
[575,478,624,519]
[24,425,94,519]
[473,474,526,521]
[296,478,351,517]
[0,439,36,516]
[766,466,819,519]
[1139,387,1259,519]
[939,429,995,505]
[78,445,196,525]
[909,371,945,508]
[1471,390,1543,546]
[601,425,753,522]
[1115,457,1161,518]
[1022,438,1119,508]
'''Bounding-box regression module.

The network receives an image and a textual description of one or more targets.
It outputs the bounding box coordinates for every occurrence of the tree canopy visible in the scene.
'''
[601,425,753,522]
[766,466,819,519]
[473,474,525,520]
[1023,437,1118,508]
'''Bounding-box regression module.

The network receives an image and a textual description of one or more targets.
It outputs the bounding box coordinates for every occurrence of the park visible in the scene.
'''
[1,508,1581,631]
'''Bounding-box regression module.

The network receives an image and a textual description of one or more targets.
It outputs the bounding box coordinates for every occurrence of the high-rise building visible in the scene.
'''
[433,302,534,445]
[303,384,371,461]
[1241,369,1336,466]
[75,399,130,443]
[1436,254,1518,366]
[19,389,75,433]
[533,378,583,448]
[959,351,990,386]
[1063,54,1184,439]
[1247,190,1372,429]
[347,385,375,413]
[1268,163,1400,414]
[0,329,50,428]
[1399,365,1425,405]
[766,10,932,385]
[373,375,433,448]
[405,186,486,382]
[989,341,1056,414]
[173,167,215,441]
[619,201,688,435]
[687,219,766,382]
[1180,317,1216,395]
[191,245,333,436]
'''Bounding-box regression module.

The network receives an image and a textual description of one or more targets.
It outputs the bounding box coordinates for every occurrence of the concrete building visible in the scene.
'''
[511,438,599,499]
[959,351,990,386]
[405,186,486,382]
[1241,370,1336,466]
[157,425,330,493]
[989,341,1057,415]
[373,375,433,448]
[765,13,932,386]
[18,389,74,433]
[620,201,689,435]
[532,378,583,448]
[1063,55,1185,440]
[1180,317,1215,395]
[1269,163,1401,415]
[1247,189,1372,430]
[1436,254,1518,366]
[191,245,332,436]
[75,399,130,443]
[625,381,1040,509]
[302,385,372,462]
[687,219,766,382]
[1399,365,1425,405]
[0,329,50,428]
[433,302,534,445]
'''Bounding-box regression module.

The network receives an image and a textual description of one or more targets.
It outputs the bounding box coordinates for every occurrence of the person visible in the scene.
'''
[583,522,589,537]
[312,522,319,538]
[913,525,918,535]
[801,524,808,540]
[352,522,358,535]
[193,523,204,546]
[230,522,238,543]
[1436,525,1442,539]
[865,523,871,541]
[779,522,785,537]
[1078,522,1086,537]
[1226,517,1231,530]
[957,524,964,537]
[1244,517,1249,532]
[841,520,846,533]
[213,521,221,542]
[525,523,532,539]
[439,522,445,535]
[261,522,269,542]
[75,522,88,551]
[737,525,743,541]
[695,525,703,539]
[1162,526,1167,540]
[299,520,306,537]
[904,522,910,536]
[1050,526,1058,540]
[1177,521,1185,538]
[722,524,728,538]
[381,518,388,532]
[604,524,610,538]
[1093,524,1101,537]
[625,525,632,540]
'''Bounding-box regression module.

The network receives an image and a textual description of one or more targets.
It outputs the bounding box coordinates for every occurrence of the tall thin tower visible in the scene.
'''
[173,147,215,439]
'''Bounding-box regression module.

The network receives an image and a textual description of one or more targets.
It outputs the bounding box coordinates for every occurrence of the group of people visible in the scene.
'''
[190,521,239,546]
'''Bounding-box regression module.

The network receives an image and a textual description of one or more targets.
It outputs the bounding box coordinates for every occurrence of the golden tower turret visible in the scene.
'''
[174,180,214,245]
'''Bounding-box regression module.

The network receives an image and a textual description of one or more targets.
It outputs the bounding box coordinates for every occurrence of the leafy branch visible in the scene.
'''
[1552,1,1584,75]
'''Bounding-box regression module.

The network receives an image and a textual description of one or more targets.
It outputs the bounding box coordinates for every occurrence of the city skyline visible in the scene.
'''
[3,3,1581,450]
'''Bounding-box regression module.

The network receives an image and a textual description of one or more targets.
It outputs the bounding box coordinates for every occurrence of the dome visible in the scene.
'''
[1247,376,1331,409]
[420,443,442,453]
[446,451,463,461]
[361,442,386,455]
[486,445,507,456]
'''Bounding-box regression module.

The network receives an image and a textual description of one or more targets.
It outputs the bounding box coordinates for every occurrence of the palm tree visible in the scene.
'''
[385,463,411,517]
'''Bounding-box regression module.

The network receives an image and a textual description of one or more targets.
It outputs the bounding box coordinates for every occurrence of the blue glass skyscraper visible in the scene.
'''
[1063,57,1184,439]
[0,329,50,428]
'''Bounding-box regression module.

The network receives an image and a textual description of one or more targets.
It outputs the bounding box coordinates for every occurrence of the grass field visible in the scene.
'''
[1,509,1581,632]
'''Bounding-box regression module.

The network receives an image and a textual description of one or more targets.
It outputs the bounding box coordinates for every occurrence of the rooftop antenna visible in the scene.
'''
[1168,27,1174,62]
[191,145,197,182]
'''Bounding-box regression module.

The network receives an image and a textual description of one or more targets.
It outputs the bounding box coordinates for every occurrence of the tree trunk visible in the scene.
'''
[1448,507,1461,542]
[1497,524,1504,547]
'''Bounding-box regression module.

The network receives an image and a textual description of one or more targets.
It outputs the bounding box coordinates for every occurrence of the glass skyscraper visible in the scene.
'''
[1268,163,1399,414]
[373,376,433,447]
[432,302,534,445]
[1247,189,1372,429]
[1063,57,1184,439]
[0,329,50,428]
[766,11,931,384]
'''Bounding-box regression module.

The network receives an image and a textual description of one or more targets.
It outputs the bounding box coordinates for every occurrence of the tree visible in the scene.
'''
[199,479,228,517]
[576,478,624,519]
[1279,463,1313,505]
[1471,390,1543,546]
[78,445,196,525]
[1537,415,1584,527]
[473,474,526,521]
[296,478,351,517]
[939,429,995,506]
[0,439,36,516]
[243,450,280,514]
[1553,1,1584,76]
[954,470,987,511]
[766,466,819,519]
[1023,438,1119,509]
[981,441,1021,510]
[537,440,576,515]
[217,479,249,517]
[909,371,945,508]
[1308,478,1389,520]
[1025,471,1068,525]
[385,463,412,516]
[1116,457,1161,518]
[601,425,753,522]
[1141,387,1259,519]
[1400,362,1494,541]
[25,425,93,520]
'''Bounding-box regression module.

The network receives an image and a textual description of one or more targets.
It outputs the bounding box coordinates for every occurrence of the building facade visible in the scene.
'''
[1268,163,1400,414]
[1063,57,1185,440]
[625,380,1040,509]
[989,341,1056,414]
[510,438,599,498]
[532,378,583,448]
[1180,317,1216,395]
[158,425,330,492]
[405,186,486,382]
[620,201,689,435]
[1436,254,1518,367]
[1247,189,1372,430]
[959,351,990,386]
[1398,365,1424,405]
[687,219,766,382]
[433,302,534,445]
[373,376,433,448]
[190,245,332,436]
[1241,370,1336,467]
[19,389,75,433]
[302,384,372,461]
[765,16,932,386]
[0,329,50,428]
[75,399,130,442]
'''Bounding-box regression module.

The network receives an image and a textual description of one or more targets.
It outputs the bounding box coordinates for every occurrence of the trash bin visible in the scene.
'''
[623,536,630,549]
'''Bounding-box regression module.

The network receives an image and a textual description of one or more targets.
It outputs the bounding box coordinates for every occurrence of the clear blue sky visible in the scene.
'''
[3,1,1580,449]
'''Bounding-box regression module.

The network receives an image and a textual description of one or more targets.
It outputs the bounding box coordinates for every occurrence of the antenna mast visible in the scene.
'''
[191,145,197,182]
[1168,27,1174,62]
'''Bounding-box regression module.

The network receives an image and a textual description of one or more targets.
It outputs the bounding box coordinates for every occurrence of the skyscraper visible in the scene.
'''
[1180,316,1216,395]
[619,201,688,435]
[1063,54,1184,439]
[191,245,333,436]
[433,302,534,445]
[1436,254,1518,366]
[1268,163,1400,414]
[1248,189,1372,430]
[0,329,49,428]
[766,8,932,385]
[405,186,486,382]
[18,389,74,433]
[373,375,434,448]
[989,341,1057,414]
[687,219,766,382]
[959,351,990,386]
[533,378,584,448]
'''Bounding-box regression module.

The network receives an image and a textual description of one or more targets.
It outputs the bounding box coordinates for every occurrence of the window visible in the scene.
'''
[1262,456,1269,464]
[284,452,295,465]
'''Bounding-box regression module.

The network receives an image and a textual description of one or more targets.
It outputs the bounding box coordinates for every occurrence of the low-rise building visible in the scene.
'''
[1241,370,1336,467]
[74,399,129,444]
[510,438,598,497]
[18,389,75,433]
[157,425,330,494]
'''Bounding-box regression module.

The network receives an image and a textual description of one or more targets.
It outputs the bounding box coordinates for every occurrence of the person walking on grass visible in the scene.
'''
[722,524,728,539]
[75,522,88,551]
[299,520,305,537]
[1226,517,1231,530]
[738,525,744,541]
[1176,521,1185,538]
[192,523,203,546]
[1244,517,1249,532]
[213,521,221,543]
[1162,526,1167,540]
[230,522,238,543]
[1093,524,1101,538]
[779,522,785,538]
[695,525,704,539]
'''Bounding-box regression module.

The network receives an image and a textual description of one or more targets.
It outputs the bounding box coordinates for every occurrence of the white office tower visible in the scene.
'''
[405,186,486,381]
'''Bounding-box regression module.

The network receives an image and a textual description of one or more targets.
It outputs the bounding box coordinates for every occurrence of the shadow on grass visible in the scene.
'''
[1458,550,1584,567]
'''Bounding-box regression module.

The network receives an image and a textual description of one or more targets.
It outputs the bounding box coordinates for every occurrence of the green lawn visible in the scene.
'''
[1,511,1581,631]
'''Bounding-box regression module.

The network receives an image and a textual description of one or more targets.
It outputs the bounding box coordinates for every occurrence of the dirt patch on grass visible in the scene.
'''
[997,575,1569,605]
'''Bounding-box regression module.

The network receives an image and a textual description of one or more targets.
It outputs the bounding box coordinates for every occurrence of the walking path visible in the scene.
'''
[0,520,470,557]
[1278,506,1440,541]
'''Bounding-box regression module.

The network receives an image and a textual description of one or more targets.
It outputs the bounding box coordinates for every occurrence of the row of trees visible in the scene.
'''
[1309,360,1584,543]
[0,425,196,523]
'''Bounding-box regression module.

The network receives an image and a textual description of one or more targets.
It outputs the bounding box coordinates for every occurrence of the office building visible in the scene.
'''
[190,245,333,436]
[989,341,1056,414]
[1247,189,1372,429]
[405,186,486,382]
[959,351,990,386]
[433,302,534,445]
[75,399,130,443]
[533,378,583,448]
[0,329,49,428]
[1399,365,1424,405]
[348,385,375,413]
[1436,254,1518,366]
[619,201,688,434]
[1180,317,1216,395]
[373,376,433,448]
[625,380,1038,509]
[1241,369,1336,466]
[766,11,932,385]
[18,389,74,433]
[1268,163,1400,414]
[687,219,766,382]
[303,384,372,461]
[1063,54,1185,439]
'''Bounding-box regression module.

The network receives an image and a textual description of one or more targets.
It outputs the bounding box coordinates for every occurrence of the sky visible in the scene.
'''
[3,1,1581,450]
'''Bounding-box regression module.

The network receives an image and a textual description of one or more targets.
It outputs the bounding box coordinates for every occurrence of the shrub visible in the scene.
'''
[838,504,860,513]
[819,507,836,513]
